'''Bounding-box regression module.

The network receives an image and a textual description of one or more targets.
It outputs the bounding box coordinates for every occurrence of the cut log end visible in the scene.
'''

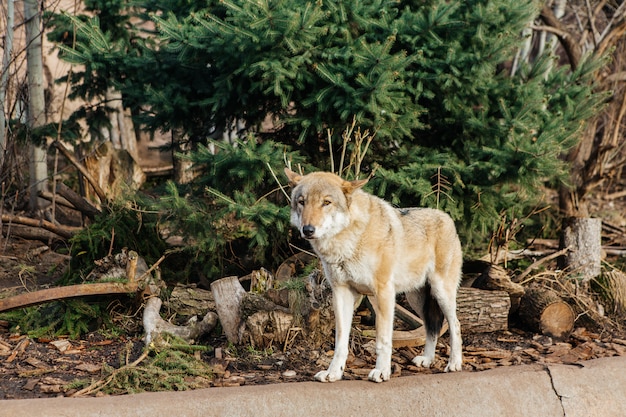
[540,302,575,340]
[519,287,575,341]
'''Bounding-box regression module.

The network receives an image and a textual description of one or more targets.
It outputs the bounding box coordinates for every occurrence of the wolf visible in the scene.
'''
[285,168,463,382]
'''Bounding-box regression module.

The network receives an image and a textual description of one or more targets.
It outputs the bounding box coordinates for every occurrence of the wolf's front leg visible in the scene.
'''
[315,285,356,382]
[367,287,395,383]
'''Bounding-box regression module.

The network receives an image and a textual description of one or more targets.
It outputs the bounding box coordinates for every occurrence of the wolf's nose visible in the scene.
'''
[302,225,315,238]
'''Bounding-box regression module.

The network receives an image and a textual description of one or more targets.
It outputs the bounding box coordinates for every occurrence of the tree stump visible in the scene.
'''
[456,288,510,334]
[562,217,602,282]
[518,287,575,340]
[245,310,294,348]
[210,276,246,343]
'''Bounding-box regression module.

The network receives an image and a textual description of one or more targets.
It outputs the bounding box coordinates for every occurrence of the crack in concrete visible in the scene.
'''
[545,365,567,417]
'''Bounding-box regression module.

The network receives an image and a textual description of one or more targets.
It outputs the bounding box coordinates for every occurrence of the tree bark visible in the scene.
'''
[103,87,139,161]
[245,309,294,348]
[1,213,81,239]
[210,276,246,344]
[52,141,107,203]
[561,217,602,282]
[518,287,575,340]
[456,288,510,334]
[0,0,15,166]
[0,281,140,313]
[143,297,218,345]
[24,0,48,211]
[465,260,525,313]
[55,182,101,219]
[2,223,68,243]
[172,128,195,184]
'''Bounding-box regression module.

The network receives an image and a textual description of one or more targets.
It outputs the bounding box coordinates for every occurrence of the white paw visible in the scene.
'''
[412,355,433,368]
[368,368,390,383]
[314,369,343,382]
[444,359,462,372]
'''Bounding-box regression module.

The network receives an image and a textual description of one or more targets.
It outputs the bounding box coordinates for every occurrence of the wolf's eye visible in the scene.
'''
[322,199,331,206]
[298,199,305,206]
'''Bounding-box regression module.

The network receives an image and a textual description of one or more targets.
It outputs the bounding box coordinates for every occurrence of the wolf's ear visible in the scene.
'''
[342,178,368,194]
[284,168,302,187]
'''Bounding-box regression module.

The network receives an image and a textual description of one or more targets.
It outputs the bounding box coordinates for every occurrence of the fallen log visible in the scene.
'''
[0,282,140,312]
[0,250,154,313]
[518,287,575,340]
[1,214,81,240]
[143,297,218,344]
[167,284,216,316]
[365,296,446,348]
[465,260,524,313]
[54,182,101,219]
[456,287,510,334]
[38,191,77,211]
[2,223,67,243]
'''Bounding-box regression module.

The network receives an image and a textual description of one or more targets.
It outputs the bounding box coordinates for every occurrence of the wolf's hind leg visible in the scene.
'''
[406,286,441,368]
[430,279,463,372]
[437,292,463,372]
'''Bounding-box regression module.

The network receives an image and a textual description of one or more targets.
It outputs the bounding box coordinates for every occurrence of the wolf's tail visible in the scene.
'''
[423,283,444,338]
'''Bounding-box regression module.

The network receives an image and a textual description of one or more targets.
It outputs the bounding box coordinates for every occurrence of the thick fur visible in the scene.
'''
[285,168,463,382]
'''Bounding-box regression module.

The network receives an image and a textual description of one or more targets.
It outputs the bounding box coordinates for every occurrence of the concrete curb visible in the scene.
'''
[3,356,625,417]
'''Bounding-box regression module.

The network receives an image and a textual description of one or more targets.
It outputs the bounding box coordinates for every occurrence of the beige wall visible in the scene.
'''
[1,0,171,169]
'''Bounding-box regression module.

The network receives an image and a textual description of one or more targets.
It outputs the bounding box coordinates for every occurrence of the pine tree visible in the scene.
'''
[47,0,608,275]
[150,0,607,245]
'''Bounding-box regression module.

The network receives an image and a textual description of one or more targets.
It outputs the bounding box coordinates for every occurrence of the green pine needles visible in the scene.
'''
[47,0,610,269]
[153,138,306,280]
[1,300,105,339]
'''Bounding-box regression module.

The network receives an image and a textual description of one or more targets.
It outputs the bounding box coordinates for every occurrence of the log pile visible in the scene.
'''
[206,256,574,350]
[0,248,580,351]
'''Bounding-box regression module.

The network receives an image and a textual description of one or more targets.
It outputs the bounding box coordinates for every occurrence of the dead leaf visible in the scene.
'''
[610,342,626,355]
[38,376,68,394]
[24,357,48,369]
[522,348,541,360]
[7,338,30,362]
[41,376,66,385]
[38,383,62,394]
[23,379,40,391]
[612,338,626,346]
[75,363,102,373]
[49,339,72,353]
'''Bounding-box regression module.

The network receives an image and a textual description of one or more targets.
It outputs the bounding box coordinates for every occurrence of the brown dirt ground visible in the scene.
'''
[0,235,625,400]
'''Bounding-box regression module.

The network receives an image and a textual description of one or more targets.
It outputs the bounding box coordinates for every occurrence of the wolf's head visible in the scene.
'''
[284,168,367,240]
